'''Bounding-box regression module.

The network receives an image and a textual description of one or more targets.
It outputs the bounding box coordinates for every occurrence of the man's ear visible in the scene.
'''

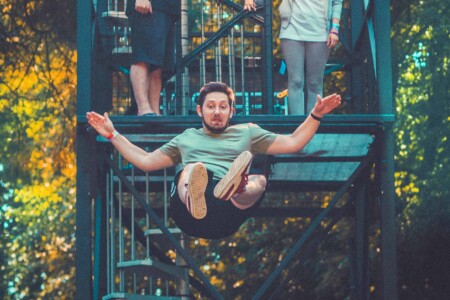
[230,107,235,118]
[196,105,202,117]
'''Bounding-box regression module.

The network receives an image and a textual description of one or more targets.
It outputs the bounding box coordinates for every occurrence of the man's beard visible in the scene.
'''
[202,115,231,133]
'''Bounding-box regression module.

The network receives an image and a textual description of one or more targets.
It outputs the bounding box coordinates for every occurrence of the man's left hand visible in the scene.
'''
[311,93,341,117]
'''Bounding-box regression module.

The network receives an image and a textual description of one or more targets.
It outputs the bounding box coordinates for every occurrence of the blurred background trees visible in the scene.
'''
[391,0,450,299]
[0,0,77,298]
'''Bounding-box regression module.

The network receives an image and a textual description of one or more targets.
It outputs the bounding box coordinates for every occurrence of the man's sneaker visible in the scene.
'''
[184,162,208,219]
[213,151,253,200]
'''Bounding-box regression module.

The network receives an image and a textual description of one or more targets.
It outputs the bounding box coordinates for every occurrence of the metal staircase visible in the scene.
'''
[98,4,189,294]
[102,158,188,299]
[98,134,225,299]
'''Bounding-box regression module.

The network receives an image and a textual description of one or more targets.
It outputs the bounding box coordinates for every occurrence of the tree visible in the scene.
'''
[0,0,77,298]
[391,0,450,298]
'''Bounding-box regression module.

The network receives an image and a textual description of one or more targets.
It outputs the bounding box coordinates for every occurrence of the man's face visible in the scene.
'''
[197,91,233,134]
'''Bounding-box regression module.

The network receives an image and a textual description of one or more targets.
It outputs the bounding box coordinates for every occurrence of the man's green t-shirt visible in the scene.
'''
[159,123,277,180]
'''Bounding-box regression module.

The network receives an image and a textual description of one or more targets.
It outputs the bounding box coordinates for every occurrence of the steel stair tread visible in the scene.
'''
[117,259,185,280]
[103,292,182,300]
[144,228,182,236]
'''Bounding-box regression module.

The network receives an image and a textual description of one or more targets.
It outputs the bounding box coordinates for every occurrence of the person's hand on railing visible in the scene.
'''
[135,0,152,14]
[243,0,257,11]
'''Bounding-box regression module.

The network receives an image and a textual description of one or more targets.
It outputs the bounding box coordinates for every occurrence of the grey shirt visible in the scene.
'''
[279,0,343,41]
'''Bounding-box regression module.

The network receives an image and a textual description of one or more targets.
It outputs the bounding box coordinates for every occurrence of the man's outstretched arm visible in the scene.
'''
[86,111,174,172]
[266,93,341,155]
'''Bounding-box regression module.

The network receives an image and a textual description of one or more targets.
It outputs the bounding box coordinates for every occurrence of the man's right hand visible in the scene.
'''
[86,112,116,139]
[135,0,152,14]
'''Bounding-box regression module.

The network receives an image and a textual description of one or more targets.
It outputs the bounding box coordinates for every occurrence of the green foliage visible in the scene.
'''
[391,0,450,298]
[0,0,77,298]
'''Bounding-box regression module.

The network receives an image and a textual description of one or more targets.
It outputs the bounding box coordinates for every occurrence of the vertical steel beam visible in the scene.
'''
[75,133,95,300]
[92,0,113,113]
[354,181,369,300]
[92,6,113,294]
[76,0,94,298]
[181,0,190,115]
[351,0,363,113]
[93,188,108,299]
[176,19,183,115]
[176,234,190,299]
[261,0,273,114]
[77,0,93,116]
[374,0,398,299]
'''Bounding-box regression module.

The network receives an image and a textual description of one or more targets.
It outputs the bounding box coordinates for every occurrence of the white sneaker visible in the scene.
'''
[183,162,208,219]
[213,151,253,200]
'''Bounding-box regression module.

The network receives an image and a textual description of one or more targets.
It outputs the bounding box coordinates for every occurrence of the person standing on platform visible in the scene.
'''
[126,0,180,116]
[246,0,342,115]
[86,82,341,239]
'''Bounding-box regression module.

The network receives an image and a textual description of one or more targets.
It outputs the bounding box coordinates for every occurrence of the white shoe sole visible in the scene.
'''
[213,151,253,200]
[187,163,208,219]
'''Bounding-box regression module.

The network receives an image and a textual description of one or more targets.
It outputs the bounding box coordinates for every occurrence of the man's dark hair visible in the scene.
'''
[197,82,235,108]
